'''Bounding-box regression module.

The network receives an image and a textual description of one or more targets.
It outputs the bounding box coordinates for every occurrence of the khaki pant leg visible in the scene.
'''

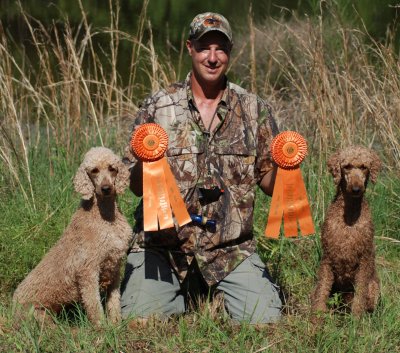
[216,253,282,324]
[120,250,185,319]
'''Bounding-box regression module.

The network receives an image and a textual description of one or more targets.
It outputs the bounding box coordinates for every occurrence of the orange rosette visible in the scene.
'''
[131,123,168,161]
[265,131,315,238]
[131,123,191,232]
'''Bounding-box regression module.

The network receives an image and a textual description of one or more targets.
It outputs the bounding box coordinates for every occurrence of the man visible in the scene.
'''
[121,12,282,324]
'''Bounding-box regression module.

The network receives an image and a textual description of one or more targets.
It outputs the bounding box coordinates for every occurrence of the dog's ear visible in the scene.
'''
[115,160,130,194]
[73,164,94,200]
[369,150,382,184]
[327,151,342,186]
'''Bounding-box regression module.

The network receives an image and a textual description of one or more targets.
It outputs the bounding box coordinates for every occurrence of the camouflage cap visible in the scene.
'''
[188,12,233,44]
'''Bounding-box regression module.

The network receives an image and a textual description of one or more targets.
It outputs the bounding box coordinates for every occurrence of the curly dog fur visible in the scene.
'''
[311,146,381,317]
[13,147,132,325]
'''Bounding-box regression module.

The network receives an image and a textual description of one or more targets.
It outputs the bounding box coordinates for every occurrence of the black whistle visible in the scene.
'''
[198,186,224,205]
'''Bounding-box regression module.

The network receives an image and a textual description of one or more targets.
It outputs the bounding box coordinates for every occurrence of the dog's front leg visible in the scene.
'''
[352,257,372,316]
[311,258,334,314]
[105,267,122,323]
[78,270,104,326]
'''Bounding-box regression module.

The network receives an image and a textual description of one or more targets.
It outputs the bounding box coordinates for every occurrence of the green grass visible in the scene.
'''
[1,142,399,352]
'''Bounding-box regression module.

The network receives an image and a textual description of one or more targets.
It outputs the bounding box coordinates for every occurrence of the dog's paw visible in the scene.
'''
[351,305,365,318]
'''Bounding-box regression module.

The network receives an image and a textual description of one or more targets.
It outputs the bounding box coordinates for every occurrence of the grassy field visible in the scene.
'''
[1,3,400,352]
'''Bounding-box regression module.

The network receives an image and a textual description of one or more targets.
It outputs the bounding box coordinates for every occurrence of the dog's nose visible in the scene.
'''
[352,186,361,194]
[101,185,112,195]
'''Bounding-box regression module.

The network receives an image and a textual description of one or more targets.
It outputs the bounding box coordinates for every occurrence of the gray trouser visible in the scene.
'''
[120,250,282,324]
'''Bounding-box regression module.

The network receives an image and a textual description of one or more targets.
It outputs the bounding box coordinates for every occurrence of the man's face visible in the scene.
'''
[186,31,232,86]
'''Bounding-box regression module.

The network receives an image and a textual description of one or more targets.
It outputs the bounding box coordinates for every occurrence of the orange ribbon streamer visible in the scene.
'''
[265,131,315,238]
[131,123,191,231]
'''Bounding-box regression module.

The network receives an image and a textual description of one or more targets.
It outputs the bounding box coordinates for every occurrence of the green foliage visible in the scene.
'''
[2,0,399,50]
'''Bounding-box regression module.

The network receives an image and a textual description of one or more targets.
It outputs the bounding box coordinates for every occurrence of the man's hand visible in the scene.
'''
[258,166,277,196]
[129,161,143,196]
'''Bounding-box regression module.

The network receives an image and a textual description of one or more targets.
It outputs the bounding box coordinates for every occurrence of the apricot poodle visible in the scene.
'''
[311,145,381,317]
[13,147,132,325]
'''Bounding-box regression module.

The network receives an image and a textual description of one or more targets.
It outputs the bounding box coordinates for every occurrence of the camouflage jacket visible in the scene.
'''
[124,73,278,286]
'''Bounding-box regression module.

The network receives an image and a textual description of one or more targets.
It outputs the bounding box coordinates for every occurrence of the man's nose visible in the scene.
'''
[207,49,218,63]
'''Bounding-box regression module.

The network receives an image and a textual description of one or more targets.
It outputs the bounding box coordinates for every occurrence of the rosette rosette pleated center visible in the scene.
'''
[131,123,168,161]
[271,131,308,169]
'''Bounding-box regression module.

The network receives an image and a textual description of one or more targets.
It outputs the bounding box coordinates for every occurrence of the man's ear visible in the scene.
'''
[186,39,193,56]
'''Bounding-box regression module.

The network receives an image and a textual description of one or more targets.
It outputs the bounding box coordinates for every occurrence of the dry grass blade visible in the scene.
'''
[376,236,400,244]
[0,45,36,210]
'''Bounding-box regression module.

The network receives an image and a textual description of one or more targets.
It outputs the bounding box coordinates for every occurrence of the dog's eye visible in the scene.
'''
[91,168,99,174]
[342,165,351,171]
[108,166,117,173]
[360,165,367,170]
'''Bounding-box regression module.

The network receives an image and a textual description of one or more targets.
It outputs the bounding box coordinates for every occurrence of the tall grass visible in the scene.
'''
[232,5,400,171]
[0,0,178,213]
[1,2,400,352]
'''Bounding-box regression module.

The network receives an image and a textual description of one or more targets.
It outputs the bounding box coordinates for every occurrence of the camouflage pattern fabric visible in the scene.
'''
[188,12,233,44]
[124,73,278,286]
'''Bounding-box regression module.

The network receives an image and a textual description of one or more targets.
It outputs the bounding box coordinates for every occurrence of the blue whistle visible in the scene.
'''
[190,214,217,232]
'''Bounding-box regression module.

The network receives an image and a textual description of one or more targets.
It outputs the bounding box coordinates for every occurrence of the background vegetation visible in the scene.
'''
[1,0,400,352]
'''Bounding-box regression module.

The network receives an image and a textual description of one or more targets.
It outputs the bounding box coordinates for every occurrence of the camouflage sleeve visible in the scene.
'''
[122,94,158,166]
[255,97,279,183]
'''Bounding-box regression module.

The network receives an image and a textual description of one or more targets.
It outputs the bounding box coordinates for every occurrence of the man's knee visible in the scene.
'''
[120,251,185,319]
[217,253,282,324]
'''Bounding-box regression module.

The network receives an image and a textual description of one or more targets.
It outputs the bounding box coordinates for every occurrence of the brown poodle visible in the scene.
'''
[13,147,132,326]
[311,146,381,317]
